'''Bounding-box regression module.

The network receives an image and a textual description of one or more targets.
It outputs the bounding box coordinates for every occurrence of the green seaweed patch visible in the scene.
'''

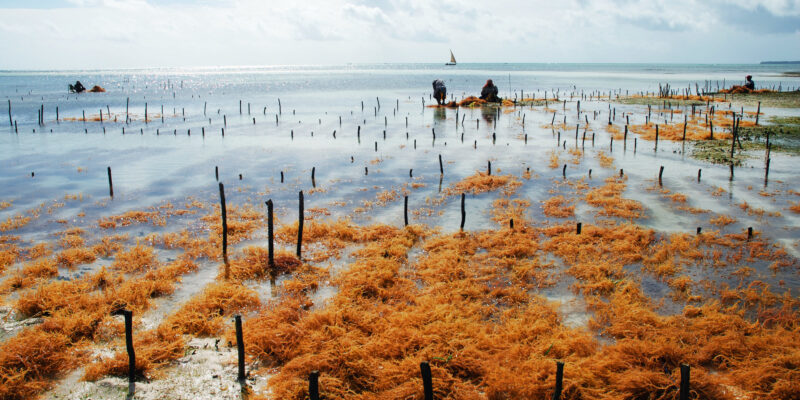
[767,116,800,125]
[613,97,706,106]
[690,122,800,165]
[722,91,800,108]
[691,140,753,166]
[517,99,560,107]
[738,124,800,154]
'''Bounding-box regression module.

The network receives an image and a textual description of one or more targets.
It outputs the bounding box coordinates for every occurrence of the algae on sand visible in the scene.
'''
[691,119,800,164]
[690,140,754,166]
[724,90,800,108]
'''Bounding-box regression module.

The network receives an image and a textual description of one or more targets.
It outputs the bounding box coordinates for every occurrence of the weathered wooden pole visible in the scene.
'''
[297,191,304,258]
[659,166,664,186]
[420,361,433,400]
[460,193,466,231]
[404,195,409,226]
[309,371,320,400]
[266,199,274,269]
[553,361,564,400]
[755,101,761,125]
[683,117,687,141]
[112,309,136,384]
[439,154,444,175]
[219,183,229,278]
[235,315,245,382]
[679,364,690,400]
[6,99,11,127]
[107,167,114,197]
[709,119,714,140]
[655,125,659,150]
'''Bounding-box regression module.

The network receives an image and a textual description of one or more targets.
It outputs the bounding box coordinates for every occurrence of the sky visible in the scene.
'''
[0,0,798,69]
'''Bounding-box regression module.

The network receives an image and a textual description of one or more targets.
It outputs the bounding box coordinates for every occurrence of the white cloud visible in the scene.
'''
[0,0,797,68]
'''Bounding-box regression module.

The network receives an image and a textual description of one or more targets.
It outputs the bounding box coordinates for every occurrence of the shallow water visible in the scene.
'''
[0,72,798,318]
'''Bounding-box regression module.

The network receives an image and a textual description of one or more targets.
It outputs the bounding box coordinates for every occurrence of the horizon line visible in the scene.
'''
[0,61,792,73]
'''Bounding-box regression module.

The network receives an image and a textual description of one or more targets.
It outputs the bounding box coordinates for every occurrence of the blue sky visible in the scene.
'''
[0,0,798,69]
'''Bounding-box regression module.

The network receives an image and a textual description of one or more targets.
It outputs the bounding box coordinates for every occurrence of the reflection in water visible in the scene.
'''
[481,105,497,125]
[433,107,446,122]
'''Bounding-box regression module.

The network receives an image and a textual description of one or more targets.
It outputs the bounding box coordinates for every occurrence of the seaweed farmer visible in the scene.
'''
[480,79,499,102]
[432,79,447,105]
[744,75,755,90]
[69,81,86,93]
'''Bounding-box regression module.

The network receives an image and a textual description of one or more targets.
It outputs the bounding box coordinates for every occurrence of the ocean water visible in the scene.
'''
[1,63,799,299]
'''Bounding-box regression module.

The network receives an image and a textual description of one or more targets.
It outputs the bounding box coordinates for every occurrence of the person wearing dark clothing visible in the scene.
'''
[744,75,755,90]
[69,81,86,93]
[432,79,447,105]
[480,79,499,102]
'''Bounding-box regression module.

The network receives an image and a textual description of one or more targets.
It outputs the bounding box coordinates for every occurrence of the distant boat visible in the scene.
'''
[446,50,456,66]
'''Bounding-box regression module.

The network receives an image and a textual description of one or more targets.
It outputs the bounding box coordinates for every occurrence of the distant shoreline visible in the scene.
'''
[761,61,800,65]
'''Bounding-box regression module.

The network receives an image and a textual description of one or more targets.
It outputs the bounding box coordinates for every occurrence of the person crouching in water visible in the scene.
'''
[744,75,755,90]
[432,79,447,105]
[480,79,499,102]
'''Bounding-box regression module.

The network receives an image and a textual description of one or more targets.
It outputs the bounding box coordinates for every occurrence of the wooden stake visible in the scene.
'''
[266,199,274,269]
[659,166,664,186]
[679,364,690,400]
[420,362,433,400]
[439,154,444,175]
[121,310,136,384]
[755,101,761,125]
[107,167,114,197]
[297,191,304,258]
[404,195,409,226]
[219,183,229,279]
[683,117,687,141]
[309,371,320,400]
[460,193,466,231]
[553,361,564,400]
[235,315,245,382]
[655,125,659,150]
[709,119,713,140]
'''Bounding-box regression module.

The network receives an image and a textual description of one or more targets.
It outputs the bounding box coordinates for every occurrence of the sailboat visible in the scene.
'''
[445,50,456,66]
